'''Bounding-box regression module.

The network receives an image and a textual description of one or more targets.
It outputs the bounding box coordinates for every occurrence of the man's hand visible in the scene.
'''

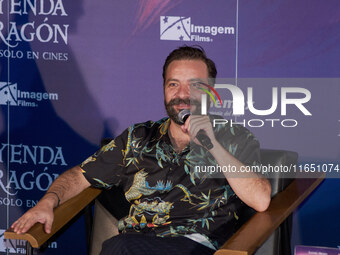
[181,115,217,148]
[11,166,91,234]
[11,195,56,234]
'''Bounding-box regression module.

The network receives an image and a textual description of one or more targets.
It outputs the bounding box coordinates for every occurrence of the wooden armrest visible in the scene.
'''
[4,187,102,248]
[215,173,325,255]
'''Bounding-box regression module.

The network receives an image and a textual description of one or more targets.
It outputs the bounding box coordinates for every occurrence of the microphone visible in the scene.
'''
[178,110,213,150]
[178,109,191,124]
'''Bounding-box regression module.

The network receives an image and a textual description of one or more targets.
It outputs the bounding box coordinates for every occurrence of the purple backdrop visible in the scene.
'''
[1,0,339,254]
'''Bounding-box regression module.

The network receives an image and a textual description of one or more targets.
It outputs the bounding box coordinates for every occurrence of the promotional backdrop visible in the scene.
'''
[1,0,339,254]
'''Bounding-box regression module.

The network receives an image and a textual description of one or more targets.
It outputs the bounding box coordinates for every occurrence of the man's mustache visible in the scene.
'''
[167,98,200,106]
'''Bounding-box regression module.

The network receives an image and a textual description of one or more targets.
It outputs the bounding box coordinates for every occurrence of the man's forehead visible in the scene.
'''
[164,78,209,85]
[165,60,208,78]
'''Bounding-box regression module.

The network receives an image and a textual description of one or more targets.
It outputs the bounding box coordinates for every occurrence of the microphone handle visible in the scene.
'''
[196,130,213,150]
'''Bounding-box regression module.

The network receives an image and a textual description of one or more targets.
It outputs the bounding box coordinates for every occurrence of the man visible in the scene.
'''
[12,46,271,254]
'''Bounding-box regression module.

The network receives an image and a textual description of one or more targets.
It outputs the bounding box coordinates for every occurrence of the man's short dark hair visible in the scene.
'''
[162,46,217,85]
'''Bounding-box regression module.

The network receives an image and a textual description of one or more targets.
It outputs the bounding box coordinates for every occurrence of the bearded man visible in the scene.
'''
[12,46,271,255]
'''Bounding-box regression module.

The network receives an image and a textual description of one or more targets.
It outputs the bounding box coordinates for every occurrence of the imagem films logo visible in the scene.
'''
[0,82,59,107]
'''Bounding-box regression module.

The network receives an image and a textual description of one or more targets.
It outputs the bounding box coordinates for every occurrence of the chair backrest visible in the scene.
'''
[260,149,298,197]
[255,149,298,255]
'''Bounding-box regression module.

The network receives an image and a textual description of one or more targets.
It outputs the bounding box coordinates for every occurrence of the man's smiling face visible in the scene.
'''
[164,59,209,125]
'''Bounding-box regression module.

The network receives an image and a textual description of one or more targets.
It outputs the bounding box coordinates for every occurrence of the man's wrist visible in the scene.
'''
[46,192,60,207]
[42,192,60,208]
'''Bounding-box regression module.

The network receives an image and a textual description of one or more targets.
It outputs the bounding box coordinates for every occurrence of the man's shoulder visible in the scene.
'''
[210,115,257,141]
[125,117,170,136]
[130,117,169,129]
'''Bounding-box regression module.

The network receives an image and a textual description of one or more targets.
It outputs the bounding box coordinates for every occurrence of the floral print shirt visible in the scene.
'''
[81,117,261,249]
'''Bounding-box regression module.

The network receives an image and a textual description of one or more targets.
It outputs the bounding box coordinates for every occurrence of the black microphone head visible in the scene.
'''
[178,109,191,124]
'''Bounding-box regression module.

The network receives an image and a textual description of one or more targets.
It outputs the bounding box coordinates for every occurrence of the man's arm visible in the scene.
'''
[208,142,271,212]
[11,166,91,234]
[184,115,271,212]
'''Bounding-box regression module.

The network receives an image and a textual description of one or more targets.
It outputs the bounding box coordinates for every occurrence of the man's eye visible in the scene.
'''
[191,82,203,89]
[168,83,177,87]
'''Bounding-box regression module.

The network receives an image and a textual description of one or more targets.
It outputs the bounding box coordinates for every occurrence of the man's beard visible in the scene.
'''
[164,98,201,125]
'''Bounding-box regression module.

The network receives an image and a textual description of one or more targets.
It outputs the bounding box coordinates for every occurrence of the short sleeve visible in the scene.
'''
[232,126,261,167]
[80,128,129,189]
[215,124,261,167]
[224,125,268,178]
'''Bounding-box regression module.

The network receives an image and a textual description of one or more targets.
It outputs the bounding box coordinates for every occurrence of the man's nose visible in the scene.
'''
[176,84,190,98]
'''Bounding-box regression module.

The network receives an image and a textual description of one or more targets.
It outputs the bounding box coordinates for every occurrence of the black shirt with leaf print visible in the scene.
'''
[81,117,261,249]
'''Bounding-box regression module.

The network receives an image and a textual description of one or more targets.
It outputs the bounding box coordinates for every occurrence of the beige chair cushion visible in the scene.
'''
[90,200,119,255]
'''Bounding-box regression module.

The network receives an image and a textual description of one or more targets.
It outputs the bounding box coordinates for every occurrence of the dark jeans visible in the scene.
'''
[100,233,216,255]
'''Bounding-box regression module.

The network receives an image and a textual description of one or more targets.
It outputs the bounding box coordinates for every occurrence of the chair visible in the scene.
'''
[4,149,325,255]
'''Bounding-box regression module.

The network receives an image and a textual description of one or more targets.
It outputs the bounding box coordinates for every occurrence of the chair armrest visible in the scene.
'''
[4,187,102,248]
[215,173,325,255]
